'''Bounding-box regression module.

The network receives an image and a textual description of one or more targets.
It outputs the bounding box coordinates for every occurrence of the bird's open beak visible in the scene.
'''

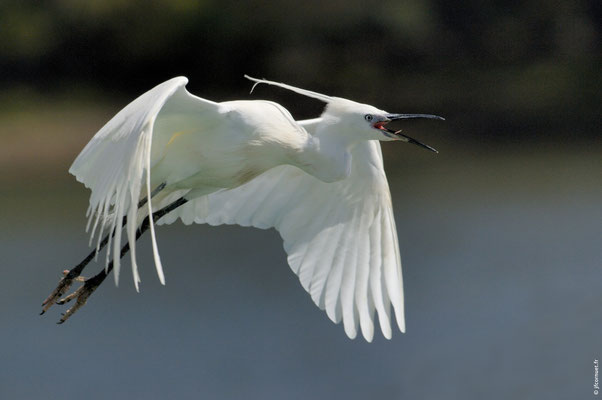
[378,114,444,153]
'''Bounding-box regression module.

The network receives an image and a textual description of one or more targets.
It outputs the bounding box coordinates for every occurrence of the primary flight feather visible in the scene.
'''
[43,75,443,341]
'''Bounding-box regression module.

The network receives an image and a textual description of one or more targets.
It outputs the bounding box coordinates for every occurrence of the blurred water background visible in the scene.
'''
[0,1,600,399]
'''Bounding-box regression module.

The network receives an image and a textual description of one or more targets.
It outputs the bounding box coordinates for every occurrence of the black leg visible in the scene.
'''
[41,182,168,314]
[55,235,134,323]
[40,183,167,315]
[40,188,184,320]
[54,196,188,323]
[137,182,166,209]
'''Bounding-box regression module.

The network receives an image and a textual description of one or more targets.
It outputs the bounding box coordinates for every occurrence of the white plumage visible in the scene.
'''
[68,75,441,341]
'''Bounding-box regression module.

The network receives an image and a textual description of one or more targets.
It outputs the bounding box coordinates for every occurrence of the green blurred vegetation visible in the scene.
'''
[0,0,600,143]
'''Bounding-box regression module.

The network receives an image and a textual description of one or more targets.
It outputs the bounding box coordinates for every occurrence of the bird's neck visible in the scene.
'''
[294,121,357,183]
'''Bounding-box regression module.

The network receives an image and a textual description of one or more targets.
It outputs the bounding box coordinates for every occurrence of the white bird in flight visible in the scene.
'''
[41,75,442,342]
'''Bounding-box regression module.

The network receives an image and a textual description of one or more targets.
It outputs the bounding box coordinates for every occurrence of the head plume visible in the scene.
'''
[244,75,333,103]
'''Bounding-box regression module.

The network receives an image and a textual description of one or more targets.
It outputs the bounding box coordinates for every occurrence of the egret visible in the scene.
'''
[41,75,443,341]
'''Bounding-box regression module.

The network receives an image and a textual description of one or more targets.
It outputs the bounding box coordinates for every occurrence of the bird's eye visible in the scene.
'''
[364,114,373,122]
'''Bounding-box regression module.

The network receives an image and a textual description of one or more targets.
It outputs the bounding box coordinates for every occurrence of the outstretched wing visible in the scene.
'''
[159,128,404,342]
[70,77,218,289]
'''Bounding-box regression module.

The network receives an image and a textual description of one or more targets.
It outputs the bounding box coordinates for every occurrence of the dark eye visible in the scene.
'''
[364,114,373,122]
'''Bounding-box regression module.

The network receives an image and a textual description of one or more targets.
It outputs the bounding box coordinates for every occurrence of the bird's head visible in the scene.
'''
[323,99,443,153]
[244,75,443,153]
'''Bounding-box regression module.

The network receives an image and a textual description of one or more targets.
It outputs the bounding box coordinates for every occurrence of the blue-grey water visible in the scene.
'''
[1,144,600,399]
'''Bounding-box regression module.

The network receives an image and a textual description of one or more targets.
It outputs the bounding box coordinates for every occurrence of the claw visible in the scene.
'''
[40,270,87,314]
[57,286,83,305]
[41,276,75,314]
[57,278,102,324]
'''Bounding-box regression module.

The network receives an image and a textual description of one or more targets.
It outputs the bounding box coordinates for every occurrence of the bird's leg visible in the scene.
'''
[51,196,189,324]
[40,183,167,315]
[40,240,106,315]
[56,238,132,324]
[137,182,166,209]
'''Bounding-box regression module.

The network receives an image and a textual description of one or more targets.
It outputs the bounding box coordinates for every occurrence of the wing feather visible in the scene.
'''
[70,77,218,287]
[159,137,405,341]
[324,208,357,324]
[339,209,362,338]
[355,212,374,341]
